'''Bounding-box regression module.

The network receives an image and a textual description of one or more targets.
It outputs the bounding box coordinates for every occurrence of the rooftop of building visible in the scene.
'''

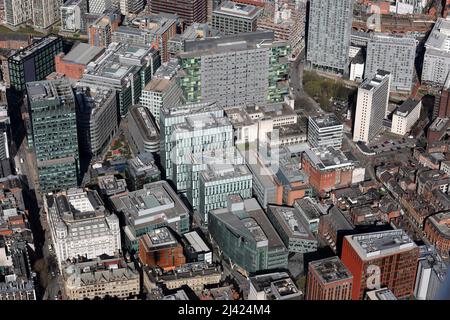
[267,205,315,241]
[153,59,180,80]
[304,147,354,170]
[65,260,138,288]
[180,31,283,57]
[47,188,106,218]
[213,1,262,20]
[371,33,418,46]
[161,101,219,119]
[425,17,450,54]
[249,272,301,300]
[201,163,251,183]
[97,175,127,196]
[366,288,397,300]
[9,35,61,62]
[172,112,232,132]
[309,256,353,284]
[128,14,177,34]
[62,43,104,65]
[309,113,343,129]
[345,229,417,259]
[395,99,421,117]
[61,0,84,6]
[26,79,74,103]
[128,105,159,143]
[74,85,116,117]
[246,103,296,120]
[210,197,286,250]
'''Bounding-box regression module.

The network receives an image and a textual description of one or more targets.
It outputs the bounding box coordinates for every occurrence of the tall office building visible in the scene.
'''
[341,230,419,300]
[160,102,234,194]
[353,71,391,143]
[45,188,121,268]
[422,18,450,87]
[306,0,354,75]
[208,195,289,274]
[308,114,344,150]
[26,79,80,192]
[60,0,88,32]
[140,59,183,126]
[74,85,118,158]
[179,31,290,107]
[365,34,417,92]
[149,0,208,25]
[306,256,353,300]
[32,0,60,29]
[8,35,64,93]
[4,0,32,27]
[211,1,262,35]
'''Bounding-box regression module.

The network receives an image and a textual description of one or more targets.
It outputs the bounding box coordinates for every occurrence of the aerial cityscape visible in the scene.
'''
[0,0,450,303]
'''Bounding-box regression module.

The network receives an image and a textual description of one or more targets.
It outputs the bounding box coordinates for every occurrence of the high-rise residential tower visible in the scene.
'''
[26,79,80,192]
[306,0,354,75]
[353,70,391,143]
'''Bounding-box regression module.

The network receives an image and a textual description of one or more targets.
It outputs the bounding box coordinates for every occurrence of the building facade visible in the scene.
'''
[341,230,419,300]
[60,0,88,32]
[125,105,160,155]
[353,71,391,143]
[308,114,344,150]
[8,35,64,93]
[365,34,417,92]
[391,99,422,136]
[422,18,450,87]
[208,196,288,274]
[178,31,290,107]
[306,0,353,75]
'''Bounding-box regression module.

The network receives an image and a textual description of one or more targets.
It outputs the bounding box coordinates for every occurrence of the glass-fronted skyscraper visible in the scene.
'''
[26,79,79,193]
[8,35,64,93]
[178,31,290,108]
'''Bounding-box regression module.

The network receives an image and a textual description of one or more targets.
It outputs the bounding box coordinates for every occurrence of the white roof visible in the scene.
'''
[184,231,210,252]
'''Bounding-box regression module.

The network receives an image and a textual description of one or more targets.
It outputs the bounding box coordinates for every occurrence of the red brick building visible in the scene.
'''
[306,256,353,300]
[302,148,354,195]
[424,211,450,259]
[341,230,419,300]
[55,43,104,80]
[138,228,186,270]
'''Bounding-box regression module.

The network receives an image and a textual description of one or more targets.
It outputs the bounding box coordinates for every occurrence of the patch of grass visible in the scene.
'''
[303,70,355,110]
